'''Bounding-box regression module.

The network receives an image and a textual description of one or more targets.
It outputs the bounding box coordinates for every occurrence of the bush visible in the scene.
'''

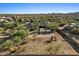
[15,26,27,30]
[48,22,59,30]
[0,27,4,34]
[46,42,61,54]
[13,29,29,39]
[5,29,13,35]
[58,19,67,26]
[13,36,22,45]
[5,26,29,39]
[2,22,15,29]
[2,40,14,49]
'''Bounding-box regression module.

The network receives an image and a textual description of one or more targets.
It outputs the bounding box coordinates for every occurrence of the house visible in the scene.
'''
[38,25,53,34]
[0,19,5,22]
[59,24,69,30]
[0,17,6,22]
[64,22,79,31]
[1,17,6,19]
[69,23,77,27]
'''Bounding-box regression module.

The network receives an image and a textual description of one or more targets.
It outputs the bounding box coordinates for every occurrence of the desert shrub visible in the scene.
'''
[0,27,4,34]
[48,22,59,30]
[15,26,27,30]
[46,42,61,54]
[5,26,29,38]
[5,29,13,35]
[13,26,29,38]
[58,19,67,26]
[2,40,14,49]
[13,36,22,45]
[13,29,29,39]
[2,22,15,29]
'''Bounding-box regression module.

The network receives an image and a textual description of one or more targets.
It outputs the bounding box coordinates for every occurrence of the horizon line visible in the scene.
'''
[0,12,79,14]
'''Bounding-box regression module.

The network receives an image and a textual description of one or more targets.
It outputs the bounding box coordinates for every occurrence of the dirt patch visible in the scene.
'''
[0,32,78,55]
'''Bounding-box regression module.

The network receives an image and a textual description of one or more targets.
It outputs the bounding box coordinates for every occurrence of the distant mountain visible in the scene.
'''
[50,12,79,14]
[66,12,79,14]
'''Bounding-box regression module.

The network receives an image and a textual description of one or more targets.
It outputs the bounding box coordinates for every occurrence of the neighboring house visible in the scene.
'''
[0,19,5,22]
[69,23,77,27]
[0,17,7,22]
[76,23,79,27]
[24,21,32,27]
[1,17,6,19]
[59,24,69,30]
[38,25,53,34]
[0,17,6,26]
[6,17,13,21]
[64,22,79,31]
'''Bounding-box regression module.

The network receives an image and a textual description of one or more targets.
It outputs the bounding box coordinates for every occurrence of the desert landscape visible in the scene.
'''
[0,13,79,55]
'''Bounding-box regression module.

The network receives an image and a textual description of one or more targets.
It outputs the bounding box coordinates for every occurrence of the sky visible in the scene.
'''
[0,3,79,14]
